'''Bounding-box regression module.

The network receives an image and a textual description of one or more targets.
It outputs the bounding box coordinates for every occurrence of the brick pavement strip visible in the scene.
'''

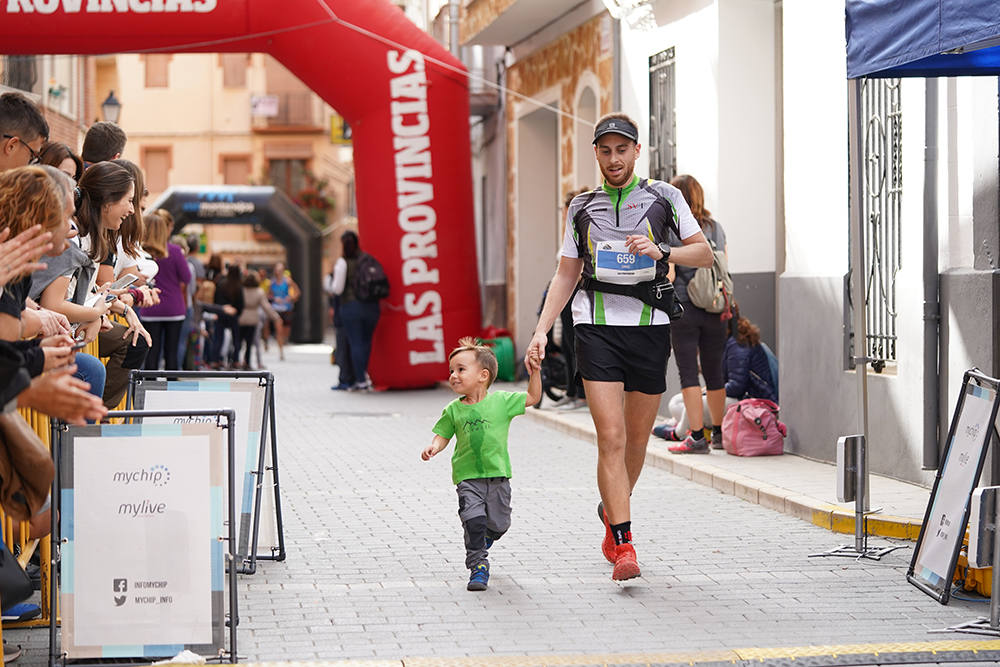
[6,344,998,665]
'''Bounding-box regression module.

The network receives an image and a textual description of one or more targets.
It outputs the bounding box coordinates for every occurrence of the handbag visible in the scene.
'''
[0,411,54,522]
[721,398,786,456]
[0,537,32,613]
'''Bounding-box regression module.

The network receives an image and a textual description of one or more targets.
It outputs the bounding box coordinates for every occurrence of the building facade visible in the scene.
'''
[454,0,999,485]
[99,52,354,270]
[1,53,93,149]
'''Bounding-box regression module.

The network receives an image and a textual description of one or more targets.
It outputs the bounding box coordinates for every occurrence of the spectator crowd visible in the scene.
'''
[0,90,302,426]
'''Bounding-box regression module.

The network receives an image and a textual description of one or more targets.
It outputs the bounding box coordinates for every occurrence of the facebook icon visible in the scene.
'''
[113,578,127,593]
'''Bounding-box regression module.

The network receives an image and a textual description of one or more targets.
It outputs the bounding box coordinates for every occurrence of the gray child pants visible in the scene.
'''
[456,477,511,570]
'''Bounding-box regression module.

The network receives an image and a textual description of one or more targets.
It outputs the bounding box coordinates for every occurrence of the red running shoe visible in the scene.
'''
[597,501,615,563]
[612,543,641,581]
[667,434,710,454]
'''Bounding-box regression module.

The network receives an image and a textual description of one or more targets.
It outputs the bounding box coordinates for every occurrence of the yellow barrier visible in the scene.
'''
[6,406,53,630]
[954,531,993,598]
[3,330,130,631]
[101,316,130,416]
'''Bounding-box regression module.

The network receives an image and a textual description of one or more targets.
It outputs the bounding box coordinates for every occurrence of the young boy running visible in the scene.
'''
[421,337,541,591]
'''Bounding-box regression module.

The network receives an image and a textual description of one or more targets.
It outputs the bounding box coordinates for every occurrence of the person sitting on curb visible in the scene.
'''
[653,304,777,447]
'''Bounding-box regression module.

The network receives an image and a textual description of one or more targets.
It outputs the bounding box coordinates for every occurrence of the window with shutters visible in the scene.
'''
[1,56,37,93]
[221,155,251,185]
[220,54,248,88]
[144,55,170,88]
[268,158,307,197]
[142,146,172,194]
[648,47,676,182]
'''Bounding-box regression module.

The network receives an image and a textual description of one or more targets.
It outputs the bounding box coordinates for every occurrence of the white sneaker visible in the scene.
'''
[4,641,22,663]
[555,398,587,411]
[546,396,572,409]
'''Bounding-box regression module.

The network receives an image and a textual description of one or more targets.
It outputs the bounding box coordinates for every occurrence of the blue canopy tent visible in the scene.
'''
[844,0,1000,608]
[847,0,1000,78]
[842,1,1000,510]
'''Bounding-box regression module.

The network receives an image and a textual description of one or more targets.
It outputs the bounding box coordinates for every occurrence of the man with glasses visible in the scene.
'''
[0,92,48,171]
[2,134,40,164]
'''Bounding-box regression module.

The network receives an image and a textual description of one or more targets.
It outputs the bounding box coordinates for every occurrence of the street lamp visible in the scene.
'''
[101,91,122,124]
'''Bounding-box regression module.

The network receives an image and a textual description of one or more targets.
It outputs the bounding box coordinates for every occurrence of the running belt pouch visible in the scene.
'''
[0,411,54,522]
[579,277,684,320]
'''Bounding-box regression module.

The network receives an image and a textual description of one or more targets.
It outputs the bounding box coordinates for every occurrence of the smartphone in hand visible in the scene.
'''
[108,273,139,291]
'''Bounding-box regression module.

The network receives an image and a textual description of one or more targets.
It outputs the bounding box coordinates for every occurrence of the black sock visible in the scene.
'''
[610,521,632,545]
[712,425,722,436]
[690,430,705,442]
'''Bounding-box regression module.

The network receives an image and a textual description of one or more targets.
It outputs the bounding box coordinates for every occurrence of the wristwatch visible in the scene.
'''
[656,242,672,261]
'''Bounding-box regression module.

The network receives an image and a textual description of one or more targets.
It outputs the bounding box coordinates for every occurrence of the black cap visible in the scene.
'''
[592,117,638,144]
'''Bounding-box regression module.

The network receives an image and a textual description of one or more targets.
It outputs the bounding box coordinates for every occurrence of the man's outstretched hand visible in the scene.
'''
[18,366,107,425]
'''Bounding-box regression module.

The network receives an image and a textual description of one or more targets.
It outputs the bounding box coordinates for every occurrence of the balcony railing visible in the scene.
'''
[266,91,316,127]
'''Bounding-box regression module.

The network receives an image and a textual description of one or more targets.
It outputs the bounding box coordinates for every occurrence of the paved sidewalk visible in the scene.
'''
[5,342,991,666]
[526,404,932,540]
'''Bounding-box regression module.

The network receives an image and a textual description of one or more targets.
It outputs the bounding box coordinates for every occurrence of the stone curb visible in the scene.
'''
[524,408,923,541]
[238,638,1000,666]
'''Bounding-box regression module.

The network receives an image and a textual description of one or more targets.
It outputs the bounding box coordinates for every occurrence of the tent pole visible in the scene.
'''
[922,78,940,470]
[848,77,871,511]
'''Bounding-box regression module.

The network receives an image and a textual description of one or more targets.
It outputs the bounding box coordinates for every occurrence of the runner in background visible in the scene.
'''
[267,261,298,361]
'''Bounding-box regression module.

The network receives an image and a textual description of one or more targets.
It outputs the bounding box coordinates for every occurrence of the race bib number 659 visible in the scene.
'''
[594,241,655,285]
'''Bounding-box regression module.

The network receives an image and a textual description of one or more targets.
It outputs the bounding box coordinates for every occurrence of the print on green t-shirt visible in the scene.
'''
[432,391,527,485]
[462,413,489,477]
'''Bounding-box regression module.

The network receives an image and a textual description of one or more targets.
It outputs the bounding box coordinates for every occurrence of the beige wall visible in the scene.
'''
[504,15,613,346]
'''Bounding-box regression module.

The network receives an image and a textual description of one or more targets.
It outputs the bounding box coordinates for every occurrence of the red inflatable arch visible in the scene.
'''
[0,0,481,390]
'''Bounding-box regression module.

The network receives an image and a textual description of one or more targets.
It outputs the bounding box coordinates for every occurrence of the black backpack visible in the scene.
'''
[351,252,390,302]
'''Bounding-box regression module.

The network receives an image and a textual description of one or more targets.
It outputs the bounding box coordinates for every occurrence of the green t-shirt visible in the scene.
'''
[432,391,527,485]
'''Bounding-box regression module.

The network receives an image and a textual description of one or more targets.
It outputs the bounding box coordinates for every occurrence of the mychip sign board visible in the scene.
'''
[908,370,1000,604]
[60,422,226,658]
[135,379,270,562]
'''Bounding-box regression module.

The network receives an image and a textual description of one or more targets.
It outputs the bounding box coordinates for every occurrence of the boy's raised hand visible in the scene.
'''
[526,347,541,372]
[524,347,543,408]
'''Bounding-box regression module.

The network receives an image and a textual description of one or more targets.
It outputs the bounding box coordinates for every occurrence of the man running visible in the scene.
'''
[526,112,711,580]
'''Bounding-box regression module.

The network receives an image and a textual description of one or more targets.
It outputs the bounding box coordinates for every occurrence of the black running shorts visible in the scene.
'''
[574,324,671,395]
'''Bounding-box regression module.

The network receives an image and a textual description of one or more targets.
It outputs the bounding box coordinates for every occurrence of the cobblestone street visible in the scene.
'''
[8,342,992,664]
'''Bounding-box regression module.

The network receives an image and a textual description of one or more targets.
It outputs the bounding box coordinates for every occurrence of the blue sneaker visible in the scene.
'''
[484,535,495,550]
[467,563,489,591]
[1,602,40,622]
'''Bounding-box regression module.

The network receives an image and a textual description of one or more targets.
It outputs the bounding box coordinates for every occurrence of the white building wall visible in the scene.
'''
[621,2,718,210]
[620,0,779,347]
[780,0,995,484]
[944,78,977,271]
[782,0,846,277]
[716,0,776,274]
[940,77,997,425]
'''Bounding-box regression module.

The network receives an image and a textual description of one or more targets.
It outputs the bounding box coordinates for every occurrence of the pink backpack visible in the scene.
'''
[722,398,786,456]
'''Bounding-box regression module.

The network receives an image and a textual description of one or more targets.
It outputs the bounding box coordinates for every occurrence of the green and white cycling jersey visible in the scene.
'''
[560,175,701,326]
